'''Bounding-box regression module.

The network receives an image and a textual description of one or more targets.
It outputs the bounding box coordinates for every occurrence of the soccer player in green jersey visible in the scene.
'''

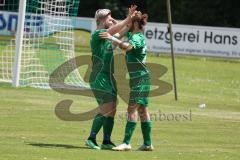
[100,11,154,151]
[85,6,137,150]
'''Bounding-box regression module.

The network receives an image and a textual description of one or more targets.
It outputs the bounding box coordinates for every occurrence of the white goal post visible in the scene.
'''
[13,0,27,87]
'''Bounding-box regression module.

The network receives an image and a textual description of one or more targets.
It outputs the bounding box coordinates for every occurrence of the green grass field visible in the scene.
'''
[0,31,240,160]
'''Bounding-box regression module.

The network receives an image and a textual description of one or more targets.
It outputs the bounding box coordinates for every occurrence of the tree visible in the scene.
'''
[77,0,240,28]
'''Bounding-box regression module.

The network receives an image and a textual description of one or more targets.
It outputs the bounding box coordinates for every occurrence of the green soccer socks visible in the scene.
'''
[103,116,114,141]
[123,121,137,145]
[141,121,152,146]
[88,114,105,139]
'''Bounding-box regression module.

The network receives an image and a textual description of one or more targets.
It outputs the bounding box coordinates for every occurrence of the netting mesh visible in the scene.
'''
[0,0,19,12]
[0,0,89,89]
[0,0,18,82]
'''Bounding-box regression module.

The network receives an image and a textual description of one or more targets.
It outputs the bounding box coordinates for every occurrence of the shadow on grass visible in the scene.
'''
[26,142,90,150]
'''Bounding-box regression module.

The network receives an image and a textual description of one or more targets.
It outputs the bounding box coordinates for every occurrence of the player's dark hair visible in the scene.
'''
[132,13,148,30]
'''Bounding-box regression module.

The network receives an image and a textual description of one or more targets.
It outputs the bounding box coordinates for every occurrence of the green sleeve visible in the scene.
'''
[128,34,144,49]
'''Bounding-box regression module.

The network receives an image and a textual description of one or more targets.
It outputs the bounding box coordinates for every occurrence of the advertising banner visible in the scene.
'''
[1,11,240,58]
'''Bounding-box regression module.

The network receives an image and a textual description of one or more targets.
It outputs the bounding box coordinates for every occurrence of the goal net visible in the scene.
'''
[0,0,89,89]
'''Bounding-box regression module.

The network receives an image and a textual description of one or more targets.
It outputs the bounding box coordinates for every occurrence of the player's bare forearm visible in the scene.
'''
[114,25,131,39]
[99,32,132,51]
[107,17,131,35]
[107,5,137,35]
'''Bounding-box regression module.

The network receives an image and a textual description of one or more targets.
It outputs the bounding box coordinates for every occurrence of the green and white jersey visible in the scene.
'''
[90,29,114,74]
[126,32,149,79]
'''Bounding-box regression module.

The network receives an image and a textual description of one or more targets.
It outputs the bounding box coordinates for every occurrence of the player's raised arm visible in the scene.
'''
[107,5,137,35]
[113,24,132,39]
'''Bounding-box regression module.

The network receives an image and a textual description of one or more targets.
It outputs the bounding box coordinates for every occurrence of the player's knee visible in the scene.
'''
[138,106,148,119]
[138,106,147,114]
[127,105,137,114]
[127,112,138,121]
[127,105,138,121]
[99,102,116,116]
[110,107,117,116]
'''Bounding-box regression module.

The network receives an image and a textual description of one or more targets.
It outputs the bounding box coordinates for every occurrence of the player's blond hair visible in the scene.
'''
[95,9,111,21]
